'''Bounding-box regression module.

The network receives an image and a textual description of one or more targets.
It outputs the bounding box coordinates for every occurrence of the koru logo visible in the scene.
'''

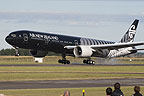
[128,25,136,39]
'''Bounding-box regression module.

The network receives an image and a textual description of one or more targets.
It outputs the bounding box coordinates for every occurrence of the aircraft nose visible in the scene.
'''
[5,36,10,43]
[5,35,13,44]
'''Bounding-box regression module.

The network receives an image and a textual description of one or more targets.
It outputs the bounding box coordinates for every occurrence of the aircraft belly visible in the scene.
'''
[92,49,110,58]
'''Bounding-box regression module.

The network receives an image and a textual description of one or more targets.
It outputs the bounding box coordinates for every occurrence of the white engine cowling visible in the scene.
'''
[73,46,94,58]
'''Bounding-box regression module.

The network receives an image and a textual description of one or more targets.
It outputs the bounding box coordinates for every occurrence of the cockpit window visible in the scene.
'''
[11,34,16,37]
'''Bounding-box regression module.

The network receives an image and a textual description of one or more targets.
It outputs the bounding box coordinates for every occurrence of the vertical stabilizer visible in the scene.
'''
[120,19,139,43]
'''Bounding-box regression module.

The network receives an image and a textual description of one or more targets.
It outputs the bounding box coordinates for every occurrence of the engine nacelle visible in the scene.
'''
[73,46,94,58]
[30,49,48,57]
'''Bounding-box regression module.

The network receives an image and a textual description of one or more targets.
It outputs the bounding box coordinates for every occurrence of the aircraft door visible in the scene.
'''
[45,38,50,45]
[74,40,78,45]
[23,33,28,41]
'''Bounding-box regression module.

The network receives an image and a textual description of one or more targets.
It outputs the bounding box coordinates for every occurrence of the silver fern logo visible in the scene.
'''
[129,25,136,39]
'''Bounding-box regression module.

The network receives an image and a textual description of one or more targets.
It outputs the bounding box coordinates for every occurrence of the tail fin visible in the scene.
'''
[120,19,139,43]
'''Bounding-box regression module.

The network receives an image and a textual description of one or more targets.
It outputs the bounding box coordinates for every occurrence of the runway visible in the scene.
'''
[0,63,144,90]
[0,78,144,89]
[1,63,144,66]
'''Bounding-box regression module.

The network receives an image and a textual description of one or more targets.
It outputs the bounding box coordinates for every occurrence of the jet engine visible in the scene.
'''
[30,49,48,57]
[73,46,94,58]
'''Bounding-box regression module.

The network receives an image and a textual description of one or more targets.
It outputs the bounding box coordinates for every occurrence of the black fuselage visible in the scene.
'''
[5,30,114,56]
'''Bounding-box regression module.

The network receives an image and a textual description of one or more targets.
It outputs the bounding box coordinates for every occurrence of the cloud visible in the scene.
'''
[0,11,143,27]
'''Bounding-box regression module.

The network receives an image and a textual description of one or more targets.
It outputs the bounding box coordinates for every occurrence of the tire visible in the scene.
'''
[83,60,87,64]
[67,60,70,64]
[58,59,62,63]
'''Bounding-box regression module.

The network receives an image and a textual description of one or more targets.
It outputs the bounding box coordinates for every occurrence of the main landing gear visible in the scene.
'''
[58,53,70,64]
[83,58,95,65]
[58,59,70,64]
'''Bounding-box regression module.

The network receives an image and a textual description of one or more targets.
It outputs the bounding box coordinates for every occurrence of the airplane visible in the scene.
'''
[5,19,144,64]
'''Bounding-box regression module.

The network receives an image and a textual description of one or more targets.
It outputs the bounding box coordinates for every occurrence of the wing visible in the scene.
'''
[129,48,144,51]
[64,42,144,50]
[91,42,144,50]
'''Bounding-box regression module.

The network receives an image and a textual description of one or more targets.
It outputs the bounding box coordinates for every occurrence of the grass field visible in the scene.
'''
[1,56,144,64]
[0,66,144,81]
[0,56,144,96]
[0,87,144,96]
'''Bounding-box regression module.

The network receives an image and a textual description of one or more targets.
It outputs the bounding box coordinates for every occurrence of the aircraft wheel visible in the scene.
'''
[58,59,70,64]
[83,60,87,64]
[83,60,95,65]
[58,59,62,64]
[91,61,95,65]
[63,61,67,64]
[66,60,70,64]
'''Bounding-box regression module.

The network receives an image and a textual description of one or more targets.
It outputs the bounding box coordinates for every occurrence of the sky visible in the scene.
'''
[0,0,144,50]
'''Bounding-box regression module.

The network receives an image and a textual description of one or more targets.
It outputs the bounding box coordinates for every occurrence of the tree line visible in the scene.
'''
[0,48,144,57]
[0,48,60,56]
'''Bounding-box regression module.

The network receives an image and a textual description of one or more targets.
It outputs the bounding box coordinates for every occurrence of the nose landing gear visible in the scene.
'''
[14,47,20,56]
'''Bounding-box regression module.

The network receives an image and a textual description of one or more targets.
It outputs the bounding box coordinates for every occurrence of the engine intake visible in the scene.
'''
[73,46,94,58]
